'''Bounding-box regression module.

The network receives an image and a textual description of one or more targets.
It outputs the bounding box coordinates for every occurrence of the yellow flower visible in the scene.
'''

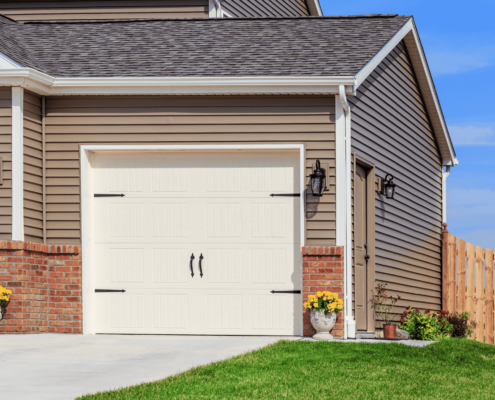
[317,291,322,297]
[313,303,318,308]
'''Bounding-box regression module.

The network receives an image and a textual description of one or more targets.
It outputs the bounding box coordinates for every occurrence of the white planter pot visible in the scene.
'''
[310,310,337,341]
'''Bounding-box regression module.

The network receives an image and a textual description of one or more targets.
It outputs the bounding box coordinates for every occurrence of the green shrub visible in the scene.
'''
[446,312,476,338]
[399,307,453,341]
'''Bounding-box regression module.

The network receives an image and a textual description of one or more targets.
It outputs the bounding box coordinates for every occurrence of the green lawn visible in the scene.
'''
[79,339,495,400]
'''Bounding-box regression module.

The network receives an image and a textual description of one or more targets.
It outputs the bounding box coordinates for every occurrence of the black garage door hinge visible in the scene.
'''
[271,290,301,294]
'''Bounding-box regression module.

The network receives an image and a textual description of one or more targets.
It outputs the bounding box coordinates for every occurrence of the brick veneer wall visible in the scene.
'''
[302,246,345,338]
[0,241,82,334]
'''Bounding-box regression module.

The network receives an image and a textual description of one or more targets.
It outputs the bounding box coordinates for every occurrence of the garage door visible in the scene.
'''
[91,150,302,335]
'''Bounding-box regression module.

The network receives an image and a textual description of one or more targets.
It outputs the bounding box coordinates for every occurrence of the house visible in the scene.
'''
[0,2,456,338]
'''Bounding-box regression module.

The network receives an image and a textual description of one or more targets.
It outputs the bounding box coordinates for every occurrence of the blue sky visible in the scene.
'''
[320,0,495,249]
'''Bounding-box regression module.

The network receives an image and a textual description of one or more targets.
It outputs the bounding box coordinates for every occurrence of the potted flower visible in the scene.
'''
[0,285,12,321]
[304,291,343,340]
[371,283,400,339]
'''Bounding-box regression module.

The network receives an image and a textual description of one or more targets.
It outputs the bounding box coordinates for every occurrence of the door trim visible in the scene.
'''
[80,144,306,335]
[352,152,376,332]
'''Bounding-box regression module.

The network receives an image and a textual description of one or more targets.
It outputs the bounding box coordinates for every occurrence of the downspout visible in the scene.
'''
[442,166,451,223]
[339,85,356,339]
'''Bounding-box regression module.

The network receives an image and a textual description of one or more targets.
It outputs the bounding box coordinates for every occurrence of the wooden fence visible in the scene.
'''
[443,223,495,343]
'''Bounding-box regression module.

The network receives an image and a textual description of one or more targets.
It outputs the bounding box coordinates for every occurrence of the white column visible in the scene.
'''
[11,87,24,241]
[442,166,451,223]
[335,96,346,246]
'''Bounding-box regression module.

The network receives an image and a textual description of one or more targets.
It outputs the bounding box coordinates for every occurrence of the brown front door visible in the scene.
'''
[355,164,368,331]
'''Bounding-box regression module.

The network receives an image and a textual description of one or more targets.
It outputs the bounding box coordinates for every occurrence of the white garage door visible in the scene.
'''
[91,150,302,335]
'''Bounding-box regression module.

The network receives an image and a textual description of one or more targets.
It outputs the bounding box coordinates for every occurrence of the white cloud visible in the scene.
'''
[448,125,495,146]
[448,187,495,232]
[427,48,495,75]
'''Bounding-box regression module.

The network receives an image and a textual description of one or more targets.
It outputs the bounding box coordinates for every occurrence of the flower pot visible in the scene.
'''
[383,324,396,339]
[310,310,337,341]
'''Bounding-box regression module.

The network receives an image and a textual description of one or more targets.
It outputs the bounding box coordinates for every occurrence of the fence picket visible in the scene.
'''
[475,246,484,342]
[485,249,494,345]
[447,233,457,313]
[466,243,476,339]
[458,239,466,314]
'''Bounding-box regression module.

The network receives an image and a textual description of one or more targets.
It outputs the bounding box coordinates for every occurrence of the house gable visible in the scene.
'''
[350,40,443,323]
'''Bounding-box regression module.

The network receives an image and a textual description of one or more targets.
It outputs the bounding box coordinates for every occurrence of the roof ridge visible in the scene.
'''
[23,14,404,25]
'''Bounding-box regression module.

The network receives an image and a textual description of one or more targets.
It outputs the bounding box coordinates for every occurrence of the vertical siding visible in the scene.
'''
[350,41,443,324]
[0,89,11,240]
[0,1,208,22]
[23,91,43,243]
[44,95,335,245]
[222,0,309,17]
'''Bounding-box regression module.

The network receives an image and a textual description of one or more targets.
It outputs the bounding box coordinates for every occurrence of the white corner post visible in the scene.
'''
[12,87,24,241]
[338,85,355,339]
[209,0,222,17]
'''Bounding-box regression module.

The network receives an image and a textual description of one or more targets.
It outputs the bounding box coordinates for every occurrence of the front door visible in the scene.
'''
[90,150,302,335]
[355,164,369,331]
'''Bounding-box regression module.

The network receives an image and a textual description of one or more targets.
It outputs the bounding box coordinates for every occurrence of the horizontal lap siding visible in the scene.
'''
[45,95,335,245]
[23,91,43,243]
[222,0,309,17]
[350,41,443,325]
[0,89,11,240]
[0,1,208,21]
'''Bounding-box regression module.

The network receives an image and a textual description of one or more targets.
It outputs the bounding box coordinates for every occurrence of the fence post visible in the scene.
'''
[442,222,449,311]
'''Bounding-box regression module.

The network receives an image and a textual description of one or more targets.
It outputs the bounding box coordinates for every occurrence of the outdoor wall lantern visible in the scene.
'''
[381,174,397,199]
[310,160,326,197]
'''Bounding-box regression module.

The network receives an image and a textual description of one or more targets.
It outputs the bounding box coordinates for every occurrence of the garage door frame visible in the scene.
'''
[80,144,306,335]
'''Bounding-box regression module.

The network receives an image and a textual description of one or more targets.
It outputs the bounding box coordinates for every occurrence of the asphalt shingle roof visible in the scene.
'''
[0,15,410,78]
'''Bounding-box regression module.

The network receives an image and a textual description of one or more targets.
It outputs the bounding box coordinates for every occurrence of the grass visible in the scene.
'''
[79,339,495,400]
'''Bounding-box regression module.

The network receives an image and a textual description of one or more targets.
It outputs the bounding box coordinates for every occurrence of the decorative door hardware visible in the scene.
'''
[270,193,300,197]
[270,290,301,294]
[95,289,126,293]
[94,194,125,197]
[190,253,195,277]
[199,254,204,278]
[364,243,370,261]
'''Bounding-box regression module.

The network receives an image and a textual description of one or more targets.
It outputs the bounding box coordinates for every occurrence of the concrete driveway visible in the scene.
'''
[2,334,294,400]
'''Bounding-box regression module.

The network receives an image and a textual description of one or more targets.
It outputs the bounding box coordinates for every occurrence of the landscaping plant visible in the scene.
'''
[304,291,343,314]
[446,311,476,338]
[399,307,454,340]
[370,283,400,325]
[0,285,11,308]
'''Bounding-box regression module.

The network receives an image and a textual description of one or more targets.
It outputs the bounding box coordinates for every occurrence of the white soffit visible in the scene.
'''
[354,17,456,164]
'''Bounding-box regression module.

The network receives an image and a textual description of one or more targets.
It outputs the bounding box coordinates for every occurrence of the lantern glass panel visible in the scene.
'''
[386,185,394,199]
[312,176,322,196]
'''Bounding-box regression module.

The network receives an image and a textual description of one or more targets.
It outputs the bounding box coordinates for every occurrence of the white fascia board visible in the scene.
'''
[354,19,414,88]
[208,0,218,17]
[0,68,356,95]
[307,0,323,16]
[11,87,24,241]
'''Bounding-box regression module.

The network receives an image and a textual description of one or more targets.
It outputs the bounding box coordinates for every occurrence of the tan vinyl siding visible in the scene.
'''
[0,1,208,22]
[23,91,43,243]
[350,41,443,325]
[45,95,335,245]
[222,0,309,17]
[0,89,12,240]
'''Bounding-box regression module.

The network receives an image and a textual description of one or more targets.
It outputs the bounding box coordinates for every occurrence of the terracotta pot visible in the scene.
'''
[383,324,396,339]
[310,310,337,341]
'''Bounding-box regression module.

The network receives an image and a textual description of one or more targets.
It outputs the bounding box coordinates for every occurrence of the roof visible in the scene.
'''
[0,15,410,78]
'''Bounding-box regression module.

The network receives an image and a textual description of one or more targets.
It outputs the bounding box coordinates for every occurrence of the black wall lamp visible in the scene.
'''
[310,160,326,197]
[380,174,397,199]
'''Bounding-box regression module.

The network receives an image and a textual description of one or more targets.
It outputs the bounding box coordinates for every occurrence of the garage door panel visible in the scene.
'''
[92,150,302,336]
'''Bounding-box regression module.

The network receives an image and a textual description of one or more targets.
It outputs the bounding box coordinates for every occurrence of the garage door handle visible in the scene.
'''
[199,253,204,278]
[190,253,195,278]
[95,289,126,293]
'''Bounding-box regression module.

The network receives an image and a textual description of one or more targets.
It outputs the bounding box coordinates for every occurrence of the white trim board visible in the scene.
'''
[11,87,24,241]
[80,144,306,335]
[0,53,23,70]
[0,68,356,96]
